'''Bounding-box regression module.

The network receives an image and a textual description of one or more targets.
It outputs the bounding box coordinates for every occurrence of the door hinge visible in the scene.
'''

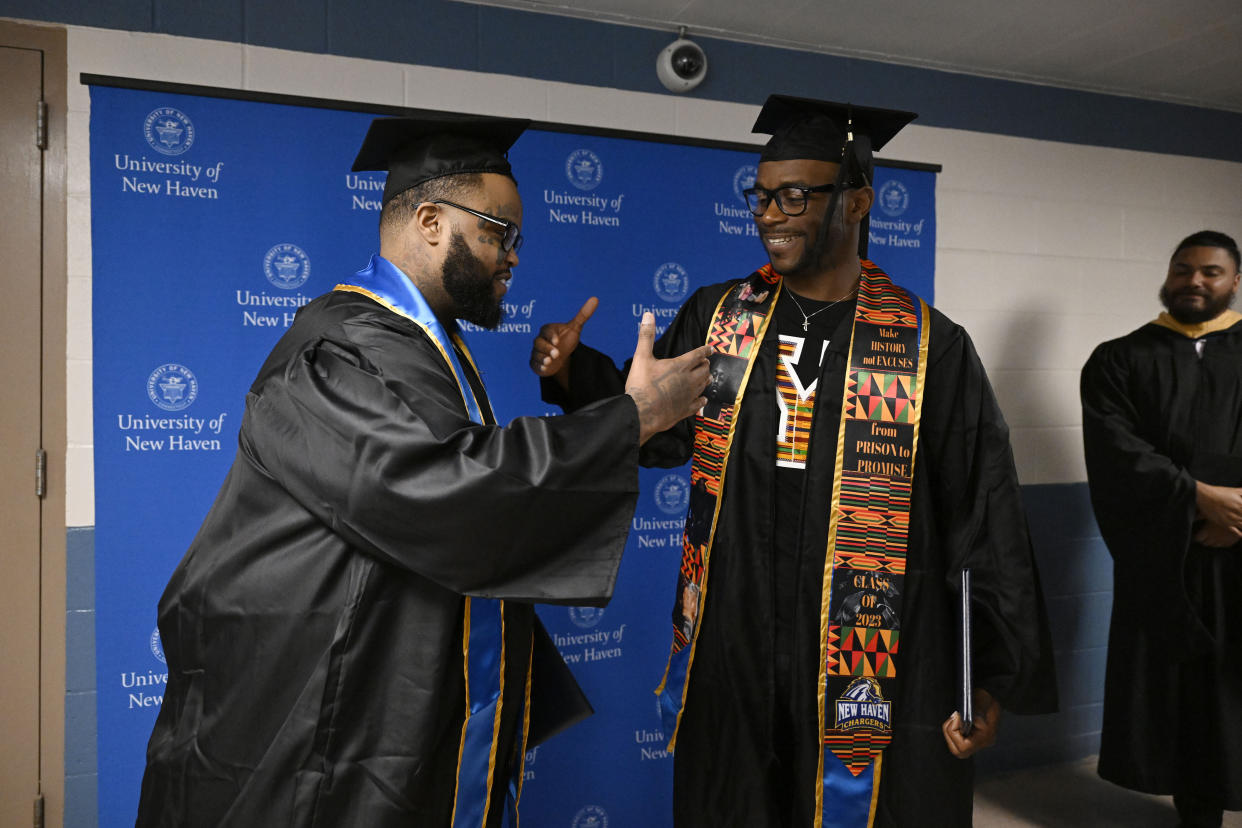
[33,794,44,828]
[36,99,47,150]
[35,448,46,498]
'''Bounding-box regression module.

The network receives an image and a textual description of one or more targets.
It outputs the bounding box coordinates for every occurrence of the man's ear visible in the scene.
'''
[413,201,444,246]
[847,186,874,224]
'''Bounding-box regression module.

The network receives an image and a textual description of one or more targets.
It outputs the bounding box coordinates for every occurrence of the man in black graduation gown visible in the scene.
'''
[529,96,1056,827]
[134,115,711,828]
[1082,230,1242,828]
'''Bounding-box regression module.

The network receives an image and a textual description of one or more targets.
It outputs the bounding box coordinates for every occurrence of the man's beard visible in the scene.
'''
[1159,284,1236,324]
[441,230,504,329]
[772,211,836,279]
[785,194,844,278]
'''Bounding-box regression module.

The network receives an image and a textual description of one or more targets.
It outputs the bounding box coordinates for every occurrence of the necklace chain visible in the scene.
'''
[786,285,858,332]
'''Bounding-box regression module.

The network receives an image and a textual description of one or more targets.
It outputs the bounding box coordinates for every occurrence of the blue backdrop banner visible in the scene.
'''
[89,82,937,827]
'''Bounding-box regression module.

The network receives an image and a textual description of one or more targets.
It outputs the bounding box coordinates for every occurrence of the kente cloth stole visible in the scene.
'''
[816,261,928,828]
[336,254,533,828]
[656,264,782,745]
[655,261,929,828]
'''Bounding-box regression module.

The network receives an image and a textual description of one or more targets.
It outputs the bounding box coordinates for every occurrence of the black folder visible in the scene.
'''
[957,569,973,735]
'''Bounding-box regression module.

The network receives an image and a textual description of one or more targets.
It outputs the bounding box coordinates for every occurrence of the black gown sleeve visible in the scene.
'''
[1080,338,1198,554]
[240,319,640,606]
[921,315,1058,713]
[1079,334,1215,652]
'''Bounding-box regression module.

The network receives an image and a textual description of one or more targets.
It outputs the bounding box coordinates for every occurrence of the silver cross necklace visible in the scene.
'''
[786,285,859,332]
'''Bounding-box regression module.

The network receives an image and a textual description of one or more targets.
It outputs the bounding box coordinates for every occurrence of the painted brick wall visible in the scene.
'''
[64,528,97,828]
[978,483,1112,774]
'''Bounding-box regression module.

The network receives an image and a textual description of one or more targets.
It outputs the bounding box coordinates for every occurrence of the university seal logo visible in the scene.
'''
[571,805,609,828]
[263,243,311,289]
[877,179,910,217]
[150,628,166,664]
[566,149,604,191]
[568,606,606,628]
[732,164,757,203]
[143,107,195,156]
[654,473,690,516]
[147,364,199,412]
[653,262,690,303]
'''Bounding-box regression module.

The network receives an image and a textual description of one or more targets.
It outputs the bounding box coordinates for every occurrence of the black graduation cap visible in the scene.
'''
[753,95,917,258]
[753,95,916,189]
[351,114,530,206]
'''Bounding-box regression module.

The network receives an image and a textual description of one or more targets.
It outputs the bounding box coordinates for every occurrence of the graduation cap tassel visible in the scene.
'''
[813,153,853,267]
[844,106,871,259]
[846,137,873,259]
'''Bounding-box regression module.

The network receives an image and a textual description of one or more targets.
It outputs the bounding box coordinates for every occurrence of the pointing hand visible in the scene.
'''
[530,296,598,388]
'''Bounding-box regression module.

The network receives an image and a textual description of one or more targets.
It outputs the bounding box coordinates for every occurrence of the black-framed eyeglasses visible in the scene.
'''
[428,199,524,253]
[741,184,836,217]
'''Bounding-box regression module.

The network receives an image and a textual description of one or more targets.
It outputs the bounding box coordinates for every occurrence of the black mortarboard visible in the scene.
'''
[753,95,917,258]
[753,95,916,188]
[351,114,530,206]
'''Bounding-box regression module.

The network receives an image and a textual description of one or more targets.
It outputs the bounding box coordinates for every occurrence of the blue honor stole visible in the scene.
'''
[335,255,532,828]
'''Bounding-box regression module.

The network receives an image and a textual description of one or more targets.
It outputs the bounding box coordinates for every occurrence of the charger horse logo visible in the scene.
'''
[842,677,882,703]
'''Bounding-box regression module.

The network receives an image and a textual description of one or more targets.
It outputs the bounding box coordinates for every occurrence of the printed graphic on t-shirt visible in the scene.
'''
[776,333,829,469]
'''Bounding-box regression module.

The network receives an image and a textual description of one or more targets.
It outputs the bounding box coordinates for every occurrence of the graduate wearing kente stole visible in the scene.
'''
[538,95,1057,827]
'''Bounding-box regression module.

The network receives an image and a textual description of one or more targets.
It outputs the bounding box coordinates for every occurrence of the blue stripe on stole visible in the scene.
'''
[658,643,692,740]
[822,761,877,828]
[455,597,506,828]
[336,255,510,827]
[343,255,485,424]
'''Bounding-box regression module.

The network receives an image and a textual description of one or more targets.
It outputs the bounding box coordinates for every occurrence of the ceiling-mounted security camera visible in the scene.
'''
[656,28,707,93]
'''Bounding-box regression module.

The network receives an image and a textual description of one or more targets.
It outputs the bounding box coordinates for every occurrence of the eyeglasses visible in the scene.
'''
[741,184,836,217]
[428,199,524,253]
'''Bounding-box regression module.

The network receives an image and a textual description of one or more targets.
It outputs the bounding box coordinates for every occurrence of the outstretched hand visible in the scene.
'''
[530,296,598,388]
[626,312,712,445]
[942,688,1001,759]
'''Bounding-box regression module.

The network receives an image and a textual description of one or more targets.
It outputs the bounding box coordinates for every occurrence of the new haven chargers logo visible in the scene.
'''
[566,149,603,191]
[653,262,690,303]
[732,164,757,203]
[834,677,892,731]
[877,180,910,217]
[150,628,166,664]
[654,473,690,516]
[568,606,606,628]
[147,364,199,411]
[571,805,609,828]
[143,107,195,156]
[264,243,311,289]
